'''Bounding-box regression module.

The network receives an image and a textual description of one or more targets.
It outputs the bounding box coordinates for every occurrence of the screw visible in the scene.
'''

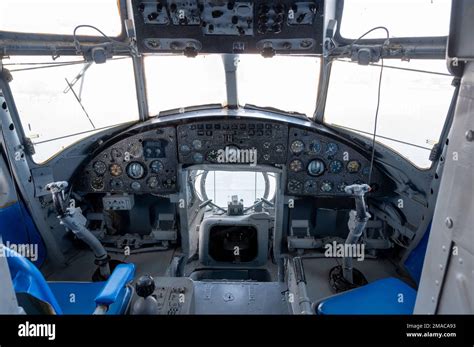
[466,130,473,142]
[445,217,453,228]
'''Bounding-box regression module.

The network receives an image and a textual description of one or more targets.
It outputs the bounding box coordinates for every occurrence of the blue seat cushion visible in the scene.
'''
[48,282,131,315]
[317,277,416,315]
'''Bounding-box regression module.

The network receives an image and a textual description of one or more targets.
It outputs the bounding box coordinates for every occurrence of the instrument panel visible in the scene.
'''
[78,127,178,194]
[132,0,324,55]
[76,118,385,197]
[286,127,382,196]
[177,120,288,165]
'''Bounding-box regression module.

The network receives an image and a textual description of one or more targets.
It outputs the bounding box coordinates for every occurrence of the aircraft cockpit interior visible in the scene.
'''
[0,0,472,336]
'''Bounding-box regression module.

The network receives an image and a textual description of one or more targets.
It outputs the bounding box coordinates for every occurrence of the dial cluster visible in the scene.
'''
[286,127,379,196]
[82,127,178,194]
[177,120,288,166]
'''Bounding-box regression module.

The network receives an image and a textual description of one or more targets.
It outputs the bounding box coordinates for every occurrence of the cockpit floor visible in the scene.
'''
[45,249,176,282]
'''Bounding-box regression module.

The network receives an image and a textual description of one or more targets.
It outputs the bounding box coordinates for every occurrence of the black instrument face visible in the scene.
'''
[286,127,383,196]
[132,0,325,55]
[79,127,178,194]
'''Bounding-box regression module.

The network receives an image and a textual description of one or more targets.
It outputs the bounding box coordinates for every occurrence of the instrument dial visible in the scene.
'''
[91,177,104,190]
[206,149,219,162]
[126,162,146,179]
[193,152,204,163]
[275,144,285,153]
[320,180,334,193]
[337,181,348,193]
[289,159,304,172]
[130,181,141,191]
[180,144,191,154]
[325,142,339,156]
[309,140,322,154]
[92,161,107,175]
[304,180,318,194]
[109,163,123,177]
[147,176,160,189]
[150,160,164,174]
[192,139,202,150]
[347,160,361,173]
[287,179,303,193]
[290,140,305,154]
[110,179,123,190]
[329,160,343,174]
[307,159,325,176]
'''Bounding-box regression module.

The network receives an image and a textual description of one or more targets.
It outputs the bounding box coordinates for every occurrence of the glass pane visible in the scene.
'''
[237,55,320,116]
[0,0,122,36]
[324,59,453,168]
[340,0,451,39]
[145,55,226,116]
[7,56,139,162]
[204,171,276,207]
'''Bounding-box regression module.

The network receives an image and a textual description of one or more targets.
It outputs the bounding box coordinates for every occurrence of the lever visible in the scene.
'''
[46,181,111,279]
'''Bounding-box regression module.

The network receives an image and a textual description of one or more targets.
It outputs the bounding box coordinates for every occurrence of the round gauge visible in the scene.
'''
[304,180,318,194]
[320,180,334,193]
[325,142,339,156]
[150,160,164,174]
[109,163,123,177]
[263,142,271,149]
[91,177,104,190]
[144,146,161,158]
[263,154,270,161]
[92,161,107,175]
[111,148,122,160]
[362,166,371,176]
[347,160,361,173]
[287,179,303,193]
[289,159,304,172]
[128,143,143,158]
[180,144,191,155]
[329,160,343,174]
[193,152,204,163]
[126,162,146,179]
[110,179,123,190]
[307,159,325,177]
[337,181,348,193]
[192,139,202,150]
[206,149,219,163]
[309,140,322,154]
[147,176,160,189]
[290,140,305,154]
[275,144,285,153]
[130,181,141,191]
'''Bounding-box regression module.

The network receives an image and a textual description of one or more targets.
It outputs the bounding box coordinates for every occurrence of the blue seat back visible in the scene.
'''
[4,246,63,314]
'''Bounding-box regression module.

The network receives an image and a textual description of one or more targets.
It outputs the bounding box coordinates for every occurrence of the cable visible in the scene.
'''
[329,26,390,59]
[368,57,384,185]
[72,25,135,55]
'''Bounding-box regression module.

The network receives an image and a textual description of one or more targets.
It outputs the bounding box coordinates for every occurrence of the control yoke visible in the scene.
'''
[328,183,371,292]
[46,181,111,279]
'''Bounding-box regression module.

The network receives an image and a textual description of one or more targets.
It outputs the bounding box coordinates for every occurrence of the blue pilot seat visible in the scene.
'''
[5,246,135,315]
[317,277,417,315]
